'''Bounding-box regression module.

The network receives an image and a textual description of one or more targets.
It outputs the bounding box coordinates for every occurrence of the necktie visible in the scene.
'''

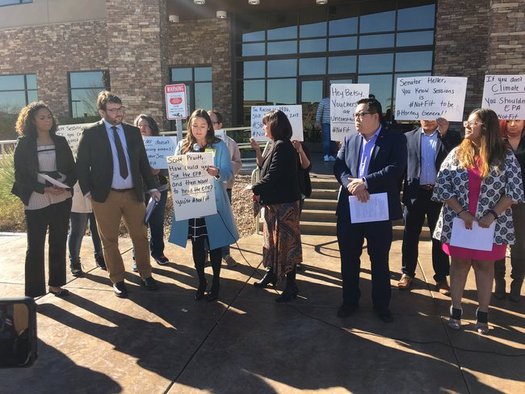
[111,126,129,179]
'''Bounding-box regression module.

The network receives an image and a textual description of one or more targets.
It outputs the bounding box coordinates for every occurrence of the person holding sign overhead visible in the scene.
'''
[168,109,239,302]
[334,98,407,322]
[432,109,524,334]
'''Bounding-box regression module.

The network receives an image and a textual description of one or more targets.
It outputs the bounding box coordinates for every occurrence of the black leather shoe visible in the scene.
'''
[337,304,358,318]
[254,268,277,288]
[70,263,83,277]
[205,283,220,302]
[374,308,394,323]
[95,254,107,270]
[195,281,207,301]
[141,276,159,291]
[113,281,128,298]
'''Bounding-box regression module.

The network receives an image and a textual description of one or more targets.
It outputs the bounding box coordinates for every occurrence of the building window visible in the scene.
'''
[0,0,32,7]
[170,66,212,112]
[69,70,110,118]
[0,73,37,114]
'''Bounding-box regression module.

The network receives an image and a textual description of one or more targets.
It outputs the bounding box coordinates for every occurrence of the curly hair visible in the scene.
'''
[181,109,219,154]
[15,101,58,138]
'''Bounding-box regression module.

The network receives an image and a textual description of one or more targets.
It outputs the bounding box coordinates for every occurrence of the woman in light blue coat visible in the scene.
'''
[169,109,239,302]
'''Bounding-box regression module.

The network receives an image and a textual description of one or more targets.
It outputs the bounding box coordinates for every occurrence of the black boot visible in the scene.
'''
[194,258,207,301]
[276,269,298,303]
[70,259,83,277]
[254,267,276,288]
[494,278,506,300]
[509,278,523,303]
[206,249,222,302]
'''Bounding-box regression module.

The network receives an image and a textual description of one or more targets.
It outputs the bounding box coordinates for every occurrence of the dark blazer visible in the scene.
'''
[252,139,301,205]
[334,128,407,222]
[402,127,462,206]
[11,134,76,206]
[76,121,157,203]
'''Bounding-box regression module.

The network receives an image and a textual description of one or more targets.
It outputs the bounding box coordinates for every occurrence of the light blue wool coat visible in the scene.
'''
[168,139,239,250]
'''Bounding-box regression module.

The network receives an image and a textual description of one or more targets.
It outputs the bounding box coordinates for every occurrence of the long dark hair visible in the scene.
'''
[181,109,219,154]
[15,101,58,138]
[134,114,160,136]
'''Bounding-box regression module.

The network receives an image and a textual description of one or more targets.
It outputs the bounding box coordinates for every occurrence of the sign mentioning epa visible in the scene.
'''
[250,105,303,142]
[330,84,369,142]
[56,123,90,158]
[395,76,467,121]
[165,84,188,120]
[482,75,525,120]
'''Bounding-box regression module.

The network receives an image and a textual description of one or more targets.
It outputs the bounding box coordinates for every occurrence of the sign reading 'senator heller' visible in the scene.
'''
[167,152,217,221]
[482,75,525,120]
[143,136,178,169]
[395,76,467,121]
[165,84,188,120]
[330,83,369,142]
[250,105,303,142]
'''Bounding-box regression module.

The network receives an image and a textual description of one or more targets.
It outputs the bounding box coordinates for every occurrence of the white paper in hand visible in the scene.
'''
[348,192,389,223]
[450,217,495,251]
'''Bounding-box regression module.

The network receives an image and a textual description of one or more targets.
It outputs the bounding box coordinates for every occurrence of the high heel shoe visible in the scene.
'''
[275,285,298,303]
[475,308,490,335]
[254,267,276,288]
[205,282,219,302]
[195,280,207,301]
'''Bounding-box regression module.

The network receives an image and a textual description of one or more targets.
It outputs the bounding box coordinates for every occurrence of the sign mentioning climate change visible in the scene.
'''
[330,83,369,142]
[167,152,217,221]
[395,76,467,121]
[165,84,188,120]
[143,136,178,169]
[482,75,525,120]
[57,123,90,157]
[251,105,303,141]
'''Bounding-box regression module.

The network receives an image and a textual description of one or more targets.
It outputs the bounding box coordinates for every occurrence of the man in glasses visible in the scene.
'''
[399,118,462,294]
[77,91,161,298]
[334,98,407,322]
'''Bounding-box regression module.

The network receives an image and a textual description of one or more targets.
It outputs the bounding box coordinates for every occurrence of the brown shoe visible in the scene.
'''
[436,279,451,296]
[397,274,413,290]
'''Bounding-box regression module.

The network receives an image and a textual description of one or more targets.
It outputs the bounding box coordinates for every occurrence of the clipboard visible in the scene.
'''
[144,197,158,224]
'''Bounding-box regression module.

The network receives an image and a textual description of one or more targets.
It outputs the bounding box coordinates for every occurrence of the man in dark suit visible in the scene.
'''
[76,91,160,298]
[399,119,462,294]
[334,98,407,322]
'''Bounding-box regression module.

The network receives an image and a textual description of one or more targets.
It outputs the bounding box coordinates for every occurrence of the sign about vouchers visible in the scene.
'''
[143,136,178,169]
[395,76,467,121]
[165,84,188,120]
[330,84,369,142]
[167,152,217,221]
[250,105,303,142]
[56,123,90,158]
[482,75,525,120]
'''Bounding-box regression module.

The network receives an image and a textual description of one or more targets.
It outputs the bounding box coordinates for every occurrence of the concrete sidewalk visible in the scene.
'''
[0,232,524,393]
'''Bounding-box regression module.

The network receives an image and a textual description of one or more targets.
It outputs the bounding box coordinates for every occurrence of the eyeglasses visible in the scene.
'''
[354,111,374,118]
[463,120,483,128]
[105,106,125,114]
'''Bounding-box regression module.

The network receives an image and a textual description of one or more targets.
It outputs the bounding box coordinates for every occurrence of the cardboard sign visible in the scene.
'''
[395,76,467,121]
[165,84,188,120]
[56,123,90,158]
[330,84,369,142]
[167,152,217,221]
[482,75,525,120]
[143,136,178,169]
[250,105,303,141]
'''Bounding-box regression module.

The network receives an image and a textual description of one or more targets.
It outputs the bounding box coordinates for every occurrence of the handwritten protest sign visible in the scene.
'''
[143,136,178,169]
[482,75,525,120]
[395,76,467,121]
[167,152,216,221]
[250,105,303,141]
[330,84,369,142]
[57,123,90,157]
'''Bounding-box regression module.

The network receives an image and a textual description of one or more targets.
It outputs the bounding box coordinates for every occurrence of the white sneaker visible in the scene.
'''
[329,155,336,161]
[323,154,330,162]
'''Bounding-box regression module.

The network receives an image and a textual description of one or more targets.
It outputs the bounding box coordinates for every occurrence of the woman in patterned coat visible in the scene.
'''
[432,108,524,334]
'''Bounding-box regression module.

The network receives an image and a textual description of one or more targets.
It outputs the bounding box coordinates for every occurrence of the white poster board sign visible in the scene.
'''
[165,84,188,120]
[57,123,90,157]
[143,136,178,169]
[395,76,467,121]
[330,84,369,142]
[250,105,303,141]
[482,75,525,120]
[167,152,217,221]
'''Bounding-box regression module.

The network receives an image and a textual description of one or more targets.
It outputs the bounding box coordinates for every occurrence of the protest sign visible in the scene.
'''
[165,84,188,120]
[395,76,467,121]
[57,123,90,157]
[330,84,369,142]
[482,75,525,120]
[250,105,303,141]
[167,152,217,221]
[143,136,178,169]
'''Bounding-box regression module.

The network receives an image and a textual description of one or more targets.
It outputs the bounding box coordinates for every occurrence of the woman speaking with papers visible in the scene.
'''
[432,108,524,335]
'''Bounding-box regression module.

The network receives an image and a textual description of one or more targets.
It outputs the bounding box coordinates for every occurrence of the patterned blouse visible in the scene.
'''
[432,148,525,245]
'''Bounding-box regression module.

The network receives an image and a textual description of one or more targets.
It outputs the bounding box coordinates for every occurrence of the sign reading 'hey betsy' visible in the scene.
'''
[167,152,216,221]
[143,136,178,169]
[250,105,303,142]
[395,76,467,121]
[330,84,369,142]
[482,75,525,120]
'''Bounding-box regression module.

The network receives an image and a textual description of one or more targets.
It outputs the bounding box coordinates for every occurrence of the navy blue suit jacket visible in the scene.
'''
[334,128,407,223]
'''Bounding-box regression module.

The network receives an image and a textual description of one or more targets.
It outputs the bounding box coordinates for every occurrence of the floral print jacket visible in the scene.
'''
[432,148,524,245]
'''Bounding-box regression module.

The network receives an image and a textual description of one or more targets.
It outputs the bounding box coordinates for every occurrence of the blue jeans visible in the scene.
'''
[222,188,233,257]
[147,189,167,258]
[322,123,337,157]
[68,212,103,264]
